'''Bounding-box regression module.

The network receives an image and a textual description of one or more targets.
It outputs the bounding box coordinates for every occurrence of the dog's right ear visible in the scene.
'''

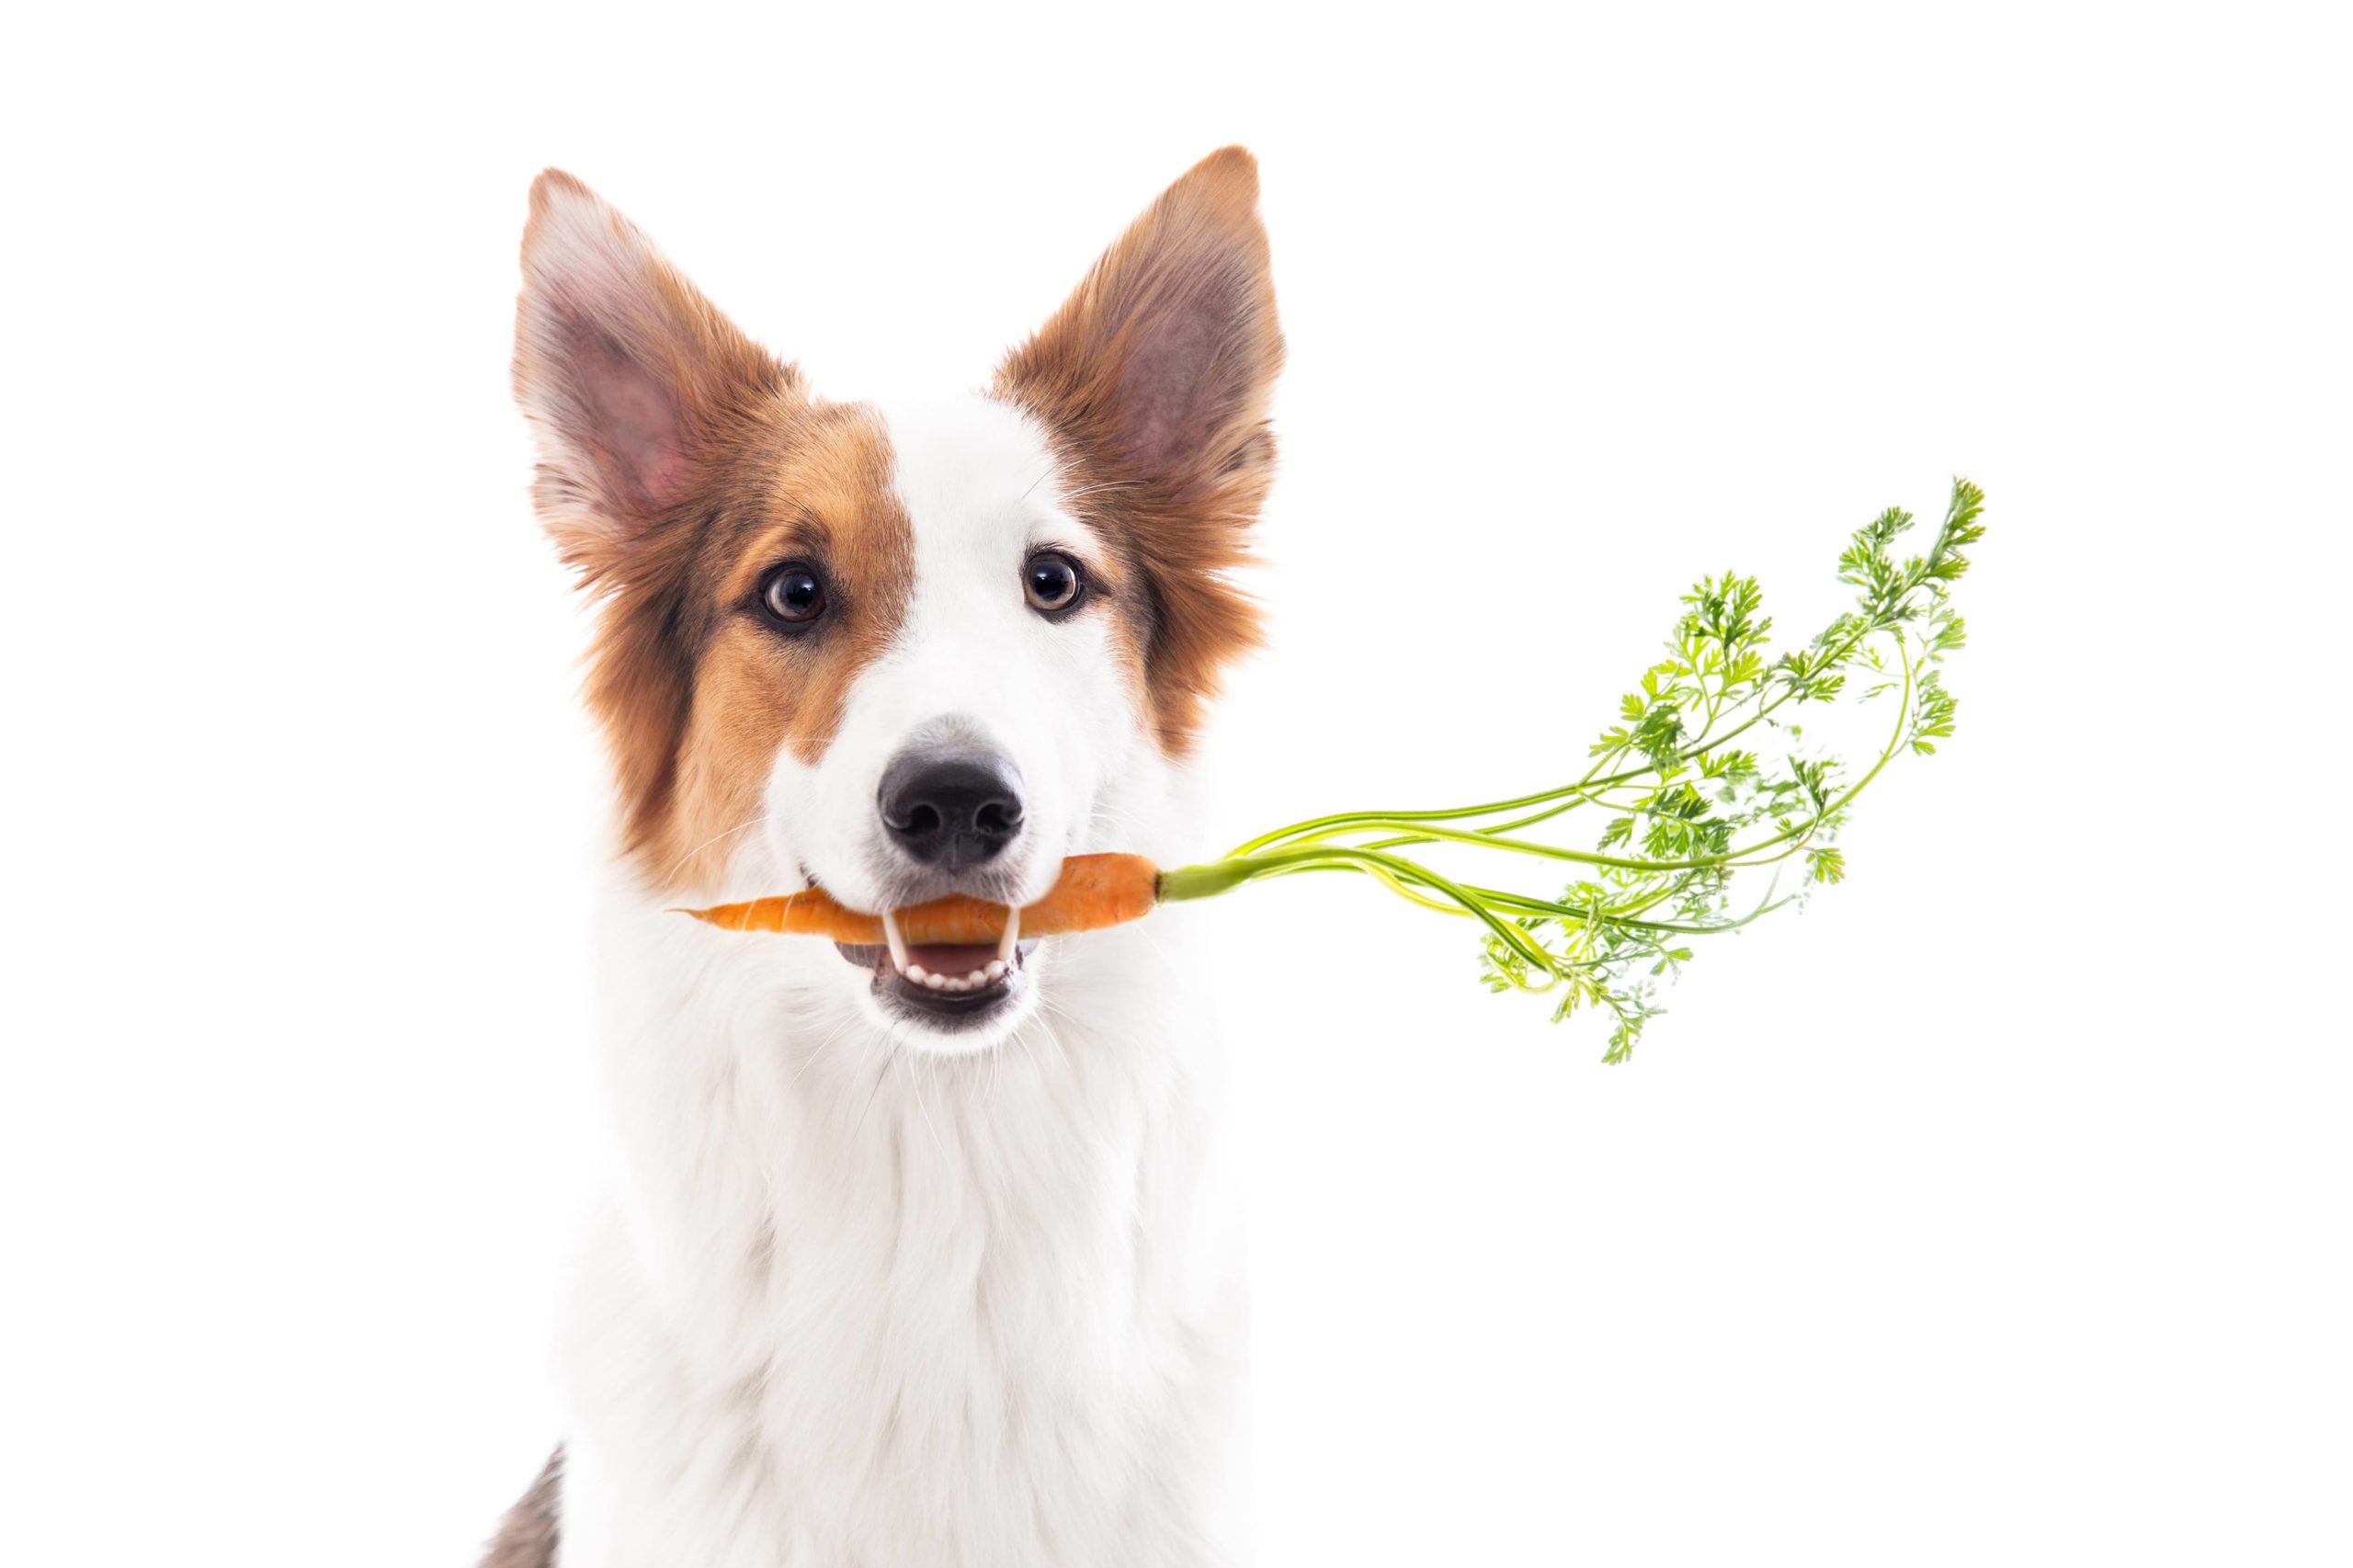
[513,171,791,575]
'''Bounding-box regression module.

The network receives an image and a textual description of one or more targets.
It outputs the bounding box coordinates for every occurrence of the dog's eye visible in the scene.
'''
[1023,551,1084,615]
[760,564,827,626]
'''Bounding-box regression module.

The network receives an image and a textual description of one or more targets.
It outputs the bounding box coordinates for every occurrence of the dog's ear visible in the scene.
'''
[514,171,791,574]
[996,145,1282,506]
[995,148,1282,749]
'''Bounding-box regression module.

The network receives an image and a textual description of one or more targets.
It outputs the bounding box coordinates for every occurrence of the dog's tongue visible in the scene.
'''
[906,942,997,973]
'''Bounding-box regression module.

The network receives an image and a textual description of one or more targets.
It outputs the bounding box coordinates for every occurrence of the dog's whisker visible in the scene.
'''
[1057,478,1143,504]
[1018,460,1061,500]
[849,1040,897,1143]
[660,812,769,888]
[911,1051,953,1167]
[780,1009,866,1098]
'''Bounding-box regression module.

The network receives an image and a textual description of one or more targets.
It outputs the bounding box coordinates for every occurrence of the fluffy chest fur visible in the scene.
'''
[549,900,1248,1568]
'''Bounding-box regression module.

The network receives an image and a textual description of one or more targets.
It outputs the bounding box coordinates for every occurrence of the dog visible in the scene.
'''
[487,148,1281,1567]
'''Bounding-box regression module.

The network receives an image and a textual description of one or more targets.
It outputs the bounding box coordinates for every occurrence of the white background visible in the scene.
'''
[4,4,2347,1563]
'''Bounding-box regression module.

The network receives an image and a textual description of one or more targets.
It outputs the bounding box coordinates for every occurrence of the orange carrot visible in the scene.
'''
[682,852,1161,944]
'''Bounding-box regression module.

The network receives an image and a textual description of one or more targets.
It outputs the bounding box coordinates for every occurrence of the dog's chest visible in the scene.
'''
[551,930,1245,1567]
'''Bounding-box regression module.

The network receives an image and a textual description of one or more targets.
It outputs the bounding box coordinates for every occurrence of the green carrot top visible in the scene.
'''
[1157,478,1987,1060]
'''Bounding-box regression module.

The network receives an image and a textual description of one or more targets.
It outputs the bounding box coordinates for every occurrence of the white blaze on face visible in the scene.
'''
[762,390,1150,921]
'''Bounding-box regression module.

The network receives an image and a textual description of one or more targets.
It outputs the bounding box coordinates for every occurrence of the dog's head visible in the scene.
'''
[513,151,1280,1051]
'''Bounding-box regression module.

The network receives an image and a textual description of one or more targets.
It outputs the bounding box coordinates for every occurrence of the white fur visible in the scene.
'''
[547,394,1251,1565]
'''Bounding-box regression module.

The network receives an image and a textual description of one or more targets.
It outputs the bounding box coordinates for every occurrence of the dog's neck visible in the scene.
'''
[579,891,1235,1354]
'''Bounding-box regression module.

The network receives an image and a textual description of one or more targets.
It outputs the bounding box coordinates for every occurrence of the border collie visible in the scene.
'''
[487,148,1280,1567]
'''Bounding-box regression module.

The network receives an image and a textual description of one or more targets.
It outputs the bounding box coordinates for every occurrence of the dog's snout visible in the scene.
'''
[879,751,1026,869]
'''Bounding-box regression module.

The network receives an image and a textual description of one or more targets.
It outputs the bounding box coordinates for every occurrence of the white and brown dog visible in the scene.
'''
[488,150,1280,1566]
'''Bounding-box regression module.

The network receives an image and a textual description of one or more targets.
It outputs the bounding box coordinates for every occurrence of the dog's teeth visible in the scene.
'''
[882,909,911,977]
[905,963,928,983]
[983,960,1006,982]
[924,972,949,991]
[995,906,1020,966]
[964,969,987,985]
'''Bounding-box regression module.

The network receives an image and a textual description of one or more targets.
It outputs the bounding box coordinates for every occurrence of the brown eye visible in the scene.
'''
[760,563,826,625]
[1023,551,1084,615]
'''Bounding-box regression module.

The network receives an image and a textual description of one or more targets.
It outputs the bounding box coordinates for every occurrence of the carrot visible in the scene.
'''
[683,852,1162,944]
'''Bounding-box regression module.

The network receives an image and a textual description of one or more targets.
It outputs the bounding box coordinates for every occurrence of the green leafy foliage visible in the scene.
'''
[1165,479,1987,1061]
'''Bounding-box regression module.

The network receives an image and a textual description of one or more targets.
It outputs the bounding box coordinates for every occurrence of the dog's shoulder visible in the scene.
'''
[482,1449,563,1568]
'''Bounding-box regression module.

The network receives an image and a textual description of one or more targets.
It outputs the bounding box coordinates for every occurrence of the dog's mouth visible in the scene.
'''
[835,905,1040,1026]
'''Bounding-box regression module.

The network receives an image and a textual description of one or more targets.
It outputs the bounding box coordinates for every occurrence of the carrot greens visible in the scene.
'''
[1155,479,1987,1060]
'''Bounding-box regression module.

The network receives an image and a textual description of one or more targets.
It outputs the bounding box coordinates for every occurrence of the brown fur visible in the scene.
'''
[481,1449,562,1568]
[515,174,914,892]
[653,408,913,887]
[994,145,1284,752]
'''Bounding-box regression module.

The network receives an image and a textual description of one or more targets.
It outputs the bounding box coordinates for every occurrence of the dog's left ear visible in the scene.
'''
[997,145,1281,502]
[996,147,1283,745]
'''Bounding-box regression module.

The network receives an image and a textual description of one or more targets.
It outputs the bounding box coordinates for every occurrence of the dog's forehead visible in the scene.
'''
[871,392,1067,560]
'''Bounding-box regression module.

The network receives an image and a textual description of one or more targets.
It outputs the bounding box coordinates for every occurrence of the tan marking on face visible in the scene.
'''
[656,405,912,892]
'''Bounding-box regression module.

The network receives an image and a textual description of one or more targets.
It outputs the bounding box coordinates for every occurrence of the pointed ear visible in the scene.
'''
[996,146,1282,504]
[513,171,790,569]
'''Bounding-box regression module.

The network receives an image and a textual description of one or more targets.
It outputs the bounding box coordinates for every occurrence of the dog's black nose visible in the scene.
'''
[879,752,1026,869]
